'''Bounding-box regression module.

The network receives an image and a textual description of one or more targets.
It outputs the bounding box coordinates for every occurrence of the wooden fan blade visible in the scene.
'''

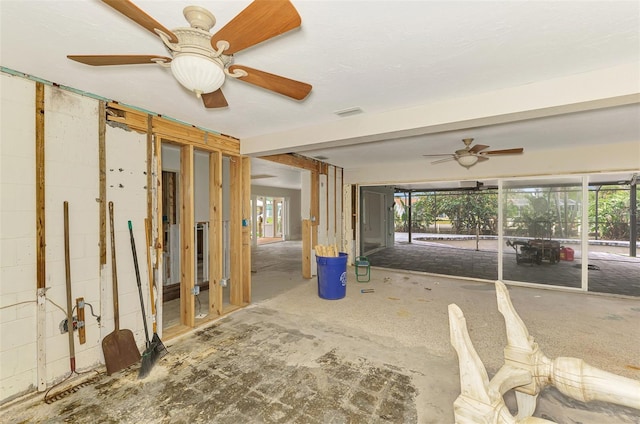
[201,90,228,108]
[431,157,456,164]
[102,0,178,43]
[230,65,311,100]
[469,144,490,153]
[477,155,490,162]
[483,148,524,155]
[211,0,301,54]
[67,55,171,66]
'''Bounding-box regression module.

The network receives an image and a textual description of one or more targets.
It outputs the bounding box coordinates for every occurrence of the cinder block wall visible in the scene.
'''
[1,74,37,402]
[0,73,149,403]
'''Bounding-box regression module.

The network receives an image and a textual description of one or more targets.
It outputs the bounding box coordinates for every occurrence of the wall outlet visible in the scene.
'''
[59,316,83,334]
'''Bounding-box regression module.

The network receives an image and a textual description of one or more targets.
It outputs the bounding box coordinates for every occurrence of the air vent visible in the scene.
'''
[334,107,363,117]
[314,155,329,161]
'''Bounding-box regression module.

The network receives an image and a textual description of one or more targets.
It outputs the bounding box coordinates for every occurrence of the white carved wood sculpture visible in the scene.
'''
[448,281,640,423]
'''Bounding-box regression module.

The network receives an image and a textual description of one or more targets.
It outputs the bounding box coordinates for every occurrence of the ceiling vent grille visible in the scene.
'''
[334,107,363,117]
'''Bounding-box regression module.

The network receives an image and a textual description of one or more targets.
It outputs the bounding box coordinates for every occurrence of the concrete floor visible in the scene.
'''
[2,241,640,423]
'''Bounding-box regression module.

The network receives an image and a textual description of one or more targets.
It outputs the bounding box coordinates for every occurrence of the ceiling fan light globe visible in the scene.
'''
[170,54,225,96]
[456,154,478,168]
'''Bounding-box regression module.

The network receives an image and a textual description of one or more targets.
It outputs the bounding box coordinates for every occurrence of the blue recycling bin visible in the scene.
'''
[316,252,348,300]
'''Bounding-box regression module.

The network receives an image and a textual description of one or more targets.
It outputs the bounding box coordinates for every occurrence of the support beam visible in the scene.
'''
[260,153,322,172]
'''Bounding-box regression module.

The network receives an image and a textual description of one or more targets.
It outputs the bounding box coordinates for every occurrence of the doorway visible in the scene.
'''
[256,196,286,245]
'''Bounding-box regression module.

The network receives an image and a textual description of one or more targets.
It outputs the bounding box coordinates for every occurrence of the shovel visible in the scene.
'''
[129,220,167,378]
[102,201,140,375]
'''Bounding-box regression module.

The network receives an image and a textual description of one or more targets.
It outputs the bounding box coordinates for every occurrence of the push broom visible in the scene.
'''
[128,220,167,379]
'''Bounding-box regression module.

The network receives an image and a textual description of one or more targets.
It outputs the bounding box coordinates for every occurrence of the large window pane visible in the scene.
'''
[370,188,499,280]
[587,179,640,296]
[502,178,582,288]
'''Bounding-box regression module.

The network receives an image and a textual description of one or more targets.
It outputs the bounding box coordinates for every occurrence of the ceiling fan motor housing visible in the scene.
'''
[163,26,231,96]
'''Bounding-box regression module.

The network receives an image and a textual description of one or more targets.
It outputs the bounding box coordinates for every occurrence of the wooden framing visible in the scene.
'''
[302,219,311,278]
[311,170,319,250]
[105,102,239,155]
[242,156,251,304]
[102,103,254,331]
[99,102,107,265]
[180,145,195,328]
[209,151,223,315]
[146,116,153,238]
[35,82,45,289]
[154,135,163,271]
[229,155,244,306]
[261,153,322,172]
[35,82,47,392]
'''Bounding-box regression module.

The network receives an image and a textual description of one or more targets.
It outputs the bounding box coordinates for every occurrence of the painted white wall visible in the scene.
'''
[0,74,149,404]
[1,74,37,401]
[222,157,230,222]
[161,145,180,172]
[43,86,102,385]
[318,174,328,248]
[194,150,209,223]
[104,124,149,351]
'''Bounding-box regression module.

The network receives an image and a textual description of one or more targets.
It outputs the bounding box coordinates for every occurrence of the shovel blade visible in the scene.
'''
[102,329,140,375]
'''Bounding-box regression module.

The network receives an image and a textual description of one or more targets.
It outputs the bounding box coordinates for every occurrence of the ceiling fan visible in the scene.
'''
[67,0,312,108]
[424,138,524,169]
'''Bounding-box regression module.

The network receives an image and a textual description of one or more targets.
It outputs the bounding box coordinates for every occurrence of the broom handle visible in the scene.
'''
[129,220,150,345]
[144,218,157,333]
[63,201,76,372]
[109,202,120,331]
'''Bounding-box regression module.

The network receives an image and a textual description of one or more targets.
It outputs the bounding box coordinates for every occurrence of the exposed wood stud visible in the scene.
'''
[180,145,195,327]
[311,170,319,249]
[155,136,163,270]
[229,155,243,307]
[302,219,311,279]
[242,156,251,304]
[35,82,45,289]
[210,150,223,315]
[99,102,107,265]
[326,166,330,233]
[35,82,47,392]
[146,116,153,241]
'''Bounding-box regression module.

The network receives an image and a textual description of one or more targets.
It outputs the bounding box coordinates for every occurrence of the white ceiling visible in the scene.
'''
[1,1,639,190]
